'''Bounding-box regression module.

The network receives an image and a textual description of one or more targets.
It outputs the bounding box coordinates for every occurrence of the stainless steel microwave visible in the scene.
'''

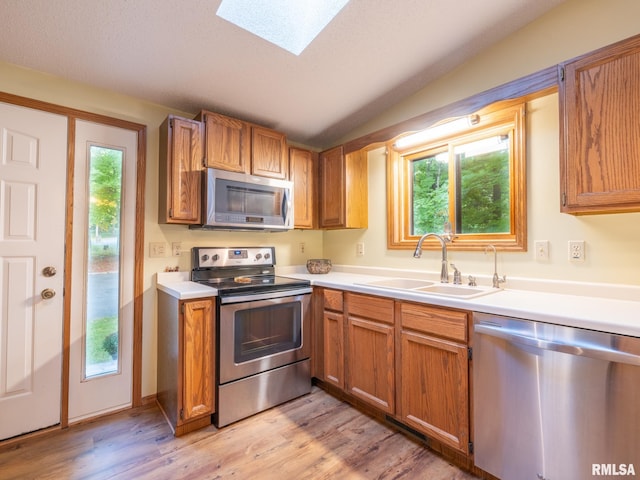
[200,168,293,231]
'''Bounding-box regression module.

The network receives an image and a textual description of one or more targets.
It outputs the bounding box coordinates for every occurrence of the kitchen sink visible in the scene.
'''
[359,278,435,289]
[358,278,499,299]
[414,284,497,299]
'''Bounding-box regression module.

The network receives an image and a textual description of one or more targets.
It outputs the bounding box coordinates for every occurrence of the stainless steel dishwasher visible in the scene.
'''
[473,312,640,480]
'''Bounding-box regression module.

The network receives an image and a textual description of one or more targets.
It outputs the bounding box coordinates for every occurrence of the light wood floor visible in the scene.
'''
[0,387,480,479]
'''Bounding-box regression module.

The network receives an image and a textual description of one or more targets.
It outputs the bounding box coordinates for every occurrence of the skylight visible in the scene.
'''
[216,0,350,56]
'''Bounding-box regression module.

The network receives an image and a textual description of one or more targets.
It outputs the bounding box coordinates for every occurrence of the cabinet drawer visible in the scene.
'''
[323,289,344,312]
[400,302,468,342]
[347,293,394,325]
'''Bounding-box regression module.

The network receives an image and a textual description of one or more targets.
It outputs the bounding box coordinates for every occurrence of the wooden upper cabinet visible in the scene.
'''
[319,146,368,229]
[560,34,640,214]
[199,111,250,173]
[158,115,203,224]
[251,126,288,179]
[196,110,288,179]
[290,147,316,229]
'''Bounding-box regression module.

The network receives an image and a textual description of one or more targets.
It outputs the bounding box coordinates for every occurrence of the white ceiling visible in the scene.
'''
[1,0,565,148]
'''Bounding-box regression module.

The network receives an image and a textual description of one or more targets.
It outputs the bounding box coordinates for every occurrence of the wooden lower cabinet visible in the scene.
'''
[346,293,395,414]
[397,302,470,454]
[320,289,395,413]
[157,291,215,436]
[322,289,345,389]
[316,287,472,457]
[181,299,215,422]
[323,309,345,389]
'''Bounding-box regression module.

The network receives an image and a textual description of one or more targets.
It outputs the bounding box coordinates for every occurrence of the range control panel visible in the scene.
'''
[192,247,275,269]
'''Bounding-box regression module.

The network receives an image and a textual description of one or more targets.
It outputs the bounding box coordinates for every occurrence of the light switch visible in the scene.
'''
[534,240,549,261]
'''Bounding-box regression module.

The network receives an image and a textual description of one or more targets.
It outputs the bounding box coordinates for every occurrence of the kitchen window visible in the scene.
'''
[387,100,526,251]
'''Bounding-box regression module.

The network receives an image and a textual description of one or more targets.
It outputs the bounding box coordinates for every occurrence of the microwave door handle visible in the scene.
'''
[282,188,290,224]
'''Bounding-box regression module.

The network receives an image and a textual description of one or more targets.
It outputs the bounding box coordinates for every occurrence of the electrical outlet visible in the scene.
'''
[172,242,182,257]
[356,242,365,257]
[299,242,305,254]
[568,240,585,262]
[149,242,167,258]
[534,240,549,261]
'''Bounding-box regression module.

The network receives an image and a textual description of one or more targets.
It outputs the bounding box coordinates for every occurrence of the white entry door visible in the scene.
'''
[0,102,68,440]
[68,120,137,422]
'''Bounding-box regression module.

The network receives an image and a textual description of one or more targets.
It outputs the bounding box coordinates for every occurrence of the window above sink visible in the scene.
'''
[386,99,527,252]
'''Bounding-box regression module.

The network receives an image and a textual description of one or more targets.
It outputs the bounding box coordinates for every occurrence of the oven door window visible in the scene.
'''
[233,302,302,364]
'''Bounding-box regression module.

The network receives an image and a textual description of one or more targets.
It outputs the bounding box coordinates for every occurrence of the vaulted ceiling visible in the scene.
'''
[1,0,565,148]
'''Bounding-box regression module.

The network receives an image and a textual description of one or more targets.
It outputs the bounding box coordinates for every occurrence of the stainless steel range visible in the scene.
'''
[191,246,312,427]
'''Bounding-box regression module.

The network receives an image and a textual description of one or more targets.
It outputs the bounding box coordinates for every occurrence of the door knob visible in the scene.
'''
[42,266,57,277]
[41,288,56,300]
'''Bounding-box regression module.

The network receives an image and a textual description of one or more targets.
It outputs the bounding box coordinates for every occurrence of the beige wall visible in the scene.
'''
[1,0,639,398]
[324,0,640,285]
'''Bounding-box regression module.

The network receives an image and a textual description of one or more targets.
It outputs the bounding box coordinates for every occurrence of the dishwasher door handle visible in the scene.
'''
[475,322,640,366]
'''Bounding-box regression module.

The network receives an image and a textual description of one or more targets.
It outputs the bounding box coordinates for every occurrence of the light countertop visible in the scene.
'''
[156,271,217,300]
[156,268,640,337]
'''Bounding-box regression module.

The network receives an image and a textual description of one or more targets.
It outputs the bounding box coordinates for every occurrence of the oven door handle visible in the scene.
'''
[219,287,312,304]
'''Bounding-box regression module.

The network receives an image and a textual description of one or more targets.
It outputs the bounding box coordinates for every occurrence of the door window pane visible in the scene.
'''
[85,146,123,378]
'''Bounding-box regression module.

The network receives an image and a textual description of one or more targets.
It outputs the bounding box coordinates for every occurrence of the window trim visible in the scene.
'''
[386,99,527,252]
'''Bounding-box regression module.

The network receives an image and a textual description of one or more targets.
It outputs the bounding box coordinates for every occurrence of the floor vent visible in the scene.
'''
[384,415,427,443]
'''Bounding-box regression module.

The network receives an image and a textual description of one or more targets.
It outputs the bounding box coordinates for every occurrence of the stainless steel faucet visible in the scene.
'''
[484,244,506,288]
[413,233,450,283]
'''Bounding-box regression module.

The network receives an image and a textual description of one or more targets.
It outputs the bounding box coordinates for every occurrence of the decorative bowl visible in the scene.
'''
[306,259,332,274]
